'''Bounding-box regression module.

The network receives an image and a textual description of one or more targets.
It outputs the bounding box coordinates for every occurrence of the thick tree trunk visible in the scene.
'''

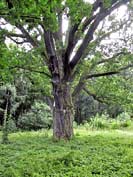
[43,31,74,140]
[53,82,74,140]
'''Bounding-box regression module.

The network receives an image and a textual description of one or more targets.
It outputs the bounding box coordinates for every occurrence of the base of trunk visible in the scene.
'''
[53,82,74,140]
[53,107,74,140]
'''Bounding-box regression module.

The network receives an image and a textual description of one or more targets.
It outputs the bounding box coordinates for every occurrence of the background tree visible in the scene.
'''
[0,84,16,143]
[0,44,52,131]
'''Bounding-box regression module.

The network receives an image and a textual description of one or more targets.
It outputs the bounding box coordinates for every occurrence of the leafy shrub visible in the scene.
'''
[86,112,132,130]
[89,113,109,129]
[7,119,17,133]
[116,112,131,128]
[117,112,131,121]
[18,102,52,130]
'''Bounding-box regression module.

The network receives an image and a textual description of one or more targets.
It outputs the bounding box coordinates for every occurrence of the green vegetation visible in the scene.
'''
[87,112,132,130]
[0,1,132,176]
[0,129,133,177]
[18,102,52,131]
[0,0,132,140]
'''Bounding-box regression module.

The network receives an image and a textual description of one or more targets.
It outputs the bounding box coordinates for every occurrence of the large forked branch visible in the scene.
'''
[43,29,60,81]
[43,30,56,57]
[82,0,107,32]
[64,23,80,65]
[82,17,131,60]
[70,0,130,69]
[72,63,133,98]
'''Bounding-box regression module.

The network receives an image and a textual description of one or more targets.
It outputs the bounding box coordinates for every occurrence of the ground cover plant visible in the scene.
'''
[0,129,133,177]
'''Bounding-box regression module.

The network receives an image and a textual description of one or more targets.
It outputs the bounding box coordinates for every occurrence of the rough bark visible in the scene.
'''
[43,30,74,140]
[53,81,74,140]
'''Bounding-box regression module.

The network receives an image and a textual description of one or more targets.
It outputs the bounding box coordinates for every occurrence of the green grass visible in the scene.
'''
[0,129,133,177]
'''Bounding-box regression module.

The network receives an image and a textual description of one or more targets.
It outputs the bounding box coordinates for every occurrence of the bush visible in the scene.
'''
[7,119,17,133]
[89,113,109,129]
[18,102,52,130]
[116,112,131,121]
[116,112,131,128]
[87,112,132,130]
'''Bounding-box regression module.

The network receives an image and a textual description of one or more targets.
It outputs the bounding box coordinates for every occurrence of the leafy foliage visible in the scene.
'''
[6,119,17,133]
[84,112,132,130]
[0,130,133,176]
[18,102,52,130]
[66,0,92,23]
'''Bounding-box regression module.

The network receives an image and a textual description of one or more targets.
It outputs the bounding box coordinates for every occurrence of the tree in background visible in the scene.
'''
[0,0,132,140]
[0,84,16,143]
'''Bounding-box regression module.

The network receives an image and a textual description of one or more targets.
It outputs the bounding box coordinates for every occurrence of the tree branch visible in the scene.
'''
[72,63,133,98]
[0,13,41,21]
[86,64,133,79]
[97,52,131,65]
[69,0,130,69]
[7,36,28,44]
[43,30,56,57]
[82,15,97,32]
[43,29,61,82]
[9,66,51,78]
[83,87,108,104]
[6,32,26,38]
[63,23,80,79]
[93,0,102,11]
[16,24,38,47]
[64,23,80,64]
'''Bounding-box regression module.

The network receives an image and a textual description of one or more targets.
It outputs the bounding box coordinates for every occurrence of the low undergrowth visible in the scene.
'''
[0,129,133,177]
[74,112,133,130]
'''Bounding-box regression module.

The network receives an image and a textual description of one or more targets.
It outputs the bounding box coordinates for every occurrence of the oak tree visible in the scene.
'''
[0,0,132,140]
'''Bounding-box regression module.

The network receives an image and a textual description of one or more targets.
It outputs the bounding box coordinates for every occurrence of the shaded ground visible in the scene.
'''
[0,129,133,177]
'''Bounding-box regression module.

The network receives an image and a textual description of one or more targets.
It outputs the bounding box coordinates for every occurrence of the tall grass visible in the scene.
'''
[74,112,132,130]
